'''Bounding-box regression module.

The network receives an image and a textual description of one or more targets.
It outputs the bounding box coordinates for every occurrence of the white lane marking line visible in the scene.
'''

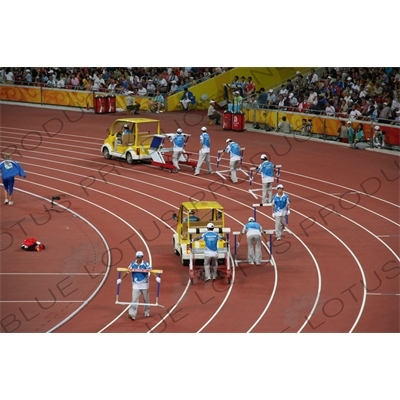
[0,300,85,303]
[366,293,400,296]
[0,273,106,276]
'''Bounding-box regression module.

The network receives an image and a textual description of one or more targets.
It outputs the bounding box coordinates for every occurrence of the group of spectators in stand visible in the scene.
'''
[0,67,231,98]
[249,68,400,126]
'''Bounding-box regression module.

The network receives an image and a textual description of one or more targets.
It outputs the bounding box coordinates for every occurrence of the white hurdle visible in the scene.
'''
[249,164,282,200]
[215,148,249,180]
[233,229,275,266]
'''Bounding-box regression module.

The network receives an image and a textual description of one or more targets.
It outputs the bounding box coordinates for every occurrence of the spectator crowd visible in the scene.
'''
[250,68,400,126]
[0,67,231,99]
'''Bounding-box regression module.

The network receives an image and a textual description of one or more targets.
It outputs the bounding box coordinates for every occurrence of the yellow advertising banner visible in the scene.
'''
[1,85,42,103]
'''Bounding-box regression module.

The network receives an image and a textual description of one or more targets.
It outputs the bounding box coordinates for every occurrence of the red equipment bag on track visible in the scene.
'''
[21,237,45,251]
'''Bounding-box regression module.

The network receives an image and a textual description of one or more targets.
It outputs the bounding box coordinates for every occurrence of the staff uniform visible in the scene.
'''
[128,259,152,319]
[242,220,263,265]
[171,133,185,171]
[225,141,241,183]
[272,192,290,240]
[256,160,275,203]
[193,230,225,280]
[194,130,213,175]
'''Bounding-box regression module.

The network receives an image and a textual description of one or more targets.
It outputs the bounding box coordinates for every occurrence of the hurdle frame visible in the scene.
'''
[249,164,282,200]
[233,229,275,266]
[215,147,249,180]
[115,268,165,308]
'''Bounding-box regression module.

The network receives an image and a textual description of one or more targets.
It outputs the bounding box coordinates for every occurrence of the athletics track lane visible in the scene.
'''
[0,104,398,333]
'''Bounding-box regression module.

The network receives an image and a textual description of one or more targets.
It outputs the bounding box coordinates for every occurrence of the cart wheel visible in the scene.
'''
[190,279,194,285]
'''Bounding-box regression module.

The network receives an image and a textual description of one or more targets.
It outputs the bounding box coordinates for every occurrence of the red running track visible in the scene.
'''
[0,103,399,333]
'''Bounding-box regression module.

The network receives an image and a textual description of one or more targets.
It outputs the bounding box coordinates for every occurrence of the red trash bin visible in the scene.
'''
[107,95,116,113]
[232,112,245,131]
[94,95,107,114]
[223,110,232,130]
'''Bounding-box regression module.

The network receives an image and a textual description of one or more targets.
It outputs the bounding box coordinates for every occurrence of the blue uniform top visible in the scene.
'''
[129,260,152,285]
[173,134,185,149]
[242,221,262,236]
[195,231,224,252]
[183,215,200,222]
[256,160,274,179]
[272,193,290,215]
[200,132,211,150]
[0,160,27,180]
[225,142,241,158]
[244,221,262,231]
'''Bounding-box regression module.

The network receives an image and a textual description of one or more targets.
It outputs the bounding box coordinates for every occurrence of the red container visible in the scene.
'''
[94,96,107,114]
[223,111,232,130]
[232,112,245,131]
[107,95,116,113]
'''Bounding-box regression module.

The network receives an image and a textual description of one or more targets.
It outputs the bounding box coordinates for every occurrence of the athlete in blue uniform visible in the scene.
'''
[0,154,27,206]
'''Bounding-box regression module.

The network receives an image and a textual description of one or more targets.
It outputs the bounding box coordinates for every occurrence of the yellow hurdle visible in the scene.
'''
[117,267,163,274]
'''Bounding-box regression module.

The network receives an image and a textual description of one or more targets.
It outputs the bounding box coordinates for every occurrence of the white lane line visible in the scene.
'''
[12,186,152,333]
[366,293,400,296]
[0,300,85,303]
[377,235,400,238]
[284,179,400,228]
[13,148,396,334]
[272,169,400,209]
[197,254,236,332]
[0,273,106,276]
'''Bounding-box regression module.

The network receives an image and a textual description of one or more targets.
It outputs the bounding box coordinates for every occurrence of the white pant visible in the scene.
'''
[180,99,191,109]
[195,152,212,174]
[204,253,218,279]
[129,288,150,318]
[230,159,240,182]
[247,233,262,264]
[275,215,287,239]
[172,150,182,169]
[262,182,273,203]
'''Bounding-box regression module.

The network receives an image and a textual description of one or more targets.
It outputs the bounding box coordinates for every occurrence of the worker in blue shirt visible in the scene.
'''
[0,154,27,206]
[254,154,276,203]
[127,251,160,320]
[183,210,200,222]
[222,138,241,183]
[192,222,226,281]
[271,184,291,241]
[237,217,263,265]
[170,128,185,172]
[194,126,213,176]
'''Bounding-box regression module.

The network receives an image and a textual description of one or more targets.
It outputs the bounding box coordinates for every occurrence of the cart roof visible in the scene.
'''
[112,117,160,124]
[181,201,224,211]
